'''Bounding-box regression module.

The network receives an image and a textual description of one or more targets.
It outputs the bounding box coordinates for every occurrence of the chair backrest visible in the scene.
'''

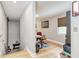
[37,32,42,36]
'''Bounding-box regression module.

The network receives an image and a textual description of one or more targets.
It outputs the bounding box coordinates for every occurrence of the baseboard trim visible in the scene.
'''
[26,39,64,57]
[26,48,37,58]
[46,39,64,47]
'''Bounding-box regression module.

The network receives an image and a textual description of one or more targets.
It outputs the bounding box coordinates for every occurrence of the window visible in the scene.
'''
[58,26,66,34]
[58,16,67,34]
[72,1,79,16]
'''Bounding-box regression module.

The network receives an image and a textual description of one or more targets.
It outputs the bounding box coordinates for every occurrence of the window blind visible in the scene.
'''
[58,17,67,27]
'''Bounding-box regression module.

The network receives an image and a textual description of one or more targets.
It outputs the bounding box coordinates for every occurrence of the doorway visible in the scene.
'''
[35,1,71,58]
[6,19,21,54]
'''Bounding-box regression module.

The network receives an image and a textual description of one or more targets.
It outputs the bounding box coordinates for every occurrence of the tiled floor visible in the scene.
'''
[1,40,63,58]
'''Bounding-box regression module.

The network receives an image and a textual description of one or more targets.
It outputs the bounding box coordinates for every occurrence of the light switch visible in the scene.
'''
[73,27,78,32]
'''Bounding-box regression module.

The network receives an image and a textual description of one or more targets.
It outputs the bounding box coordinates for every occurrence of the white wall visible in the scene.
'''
[8,20,20,49]
[36,13,66,44]
[70,2,79,57]
[71,16,79,58]
[0,3,7,55]
[20,2,36,54]
[71,2,79,57]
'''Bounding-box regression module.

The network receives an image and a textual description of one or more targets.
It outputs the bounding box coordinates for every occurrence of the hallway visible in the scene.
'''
[1,40,63,58]
[0,1,36,56]
[0,0,79,58]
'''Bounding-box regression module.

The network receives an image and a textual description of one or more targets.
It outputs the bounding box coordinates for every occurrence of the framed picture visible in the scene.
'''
[41,21,49,28]
[72,1,79,16]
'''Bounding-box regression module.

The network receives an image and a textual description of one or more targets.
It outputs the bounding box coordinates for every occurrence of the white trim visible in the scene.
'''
[26,48,37,58]
[26,39,64,58]
[46,39,65,46]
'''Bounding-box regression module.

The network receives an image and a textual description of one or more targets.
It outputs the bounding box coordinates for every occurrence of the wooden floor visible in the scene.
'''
[1,40,63,58]
[1,50,31,58]
[36,40,63,58]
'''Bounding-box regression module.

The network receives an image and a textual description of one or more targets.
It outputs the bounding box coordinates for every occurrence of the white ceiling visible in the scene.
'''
[36,1,71,18]
[1,1,71,20]
[1,1,29,20]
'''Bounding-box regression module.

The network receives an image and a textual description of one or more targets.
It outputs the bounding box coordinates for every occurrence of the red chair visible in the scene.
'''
[36,32,47,48]
[37,32,42,36]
